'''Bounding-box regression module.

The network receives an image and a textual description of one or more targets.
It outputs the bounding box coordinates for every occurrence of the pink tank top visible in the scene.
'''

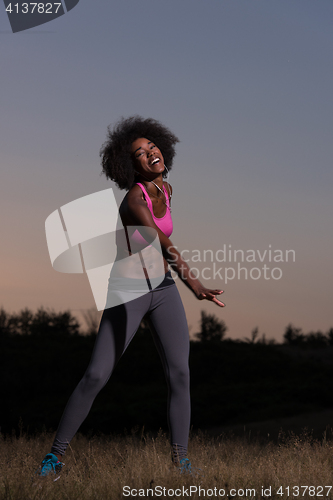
[136,182,173,237]
[116,183,173,253]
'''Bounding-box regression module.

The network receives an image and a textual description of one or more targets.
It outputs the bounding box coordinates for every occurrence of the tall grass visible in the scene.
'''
[1,428,333,499]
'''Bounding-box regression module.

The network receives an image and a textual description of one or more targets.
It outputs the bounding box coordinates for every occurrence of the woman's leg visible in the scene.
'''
[147,285,191,462]
[51,293,151,456]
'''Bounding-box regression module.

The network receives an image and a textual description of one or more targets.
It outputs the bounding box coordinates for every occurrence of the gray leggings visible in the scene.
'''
[51,283,190,457]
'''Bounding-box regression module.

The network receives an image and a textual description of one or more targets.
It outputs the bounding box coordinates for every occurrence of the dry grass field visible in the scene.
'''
[1,426,333,500]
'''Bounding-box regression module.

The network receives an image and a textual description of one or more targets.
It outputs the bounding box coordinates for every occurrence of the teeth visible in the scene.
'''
[152,158,159,165]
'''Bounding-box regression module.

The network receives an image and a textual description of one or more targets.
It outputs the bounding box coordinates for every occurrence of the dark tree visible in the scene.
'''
[283,324,305,346]
[327,328,333,346]
[0,307,80,337]
[0,307,19,336]
[306,331,328,348]
[244,326,259,344]
[195,310,227,342]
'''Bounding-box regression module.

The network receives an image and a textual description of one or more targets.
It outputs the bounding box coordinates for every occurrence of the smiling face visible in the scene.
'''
[131,137,165,179]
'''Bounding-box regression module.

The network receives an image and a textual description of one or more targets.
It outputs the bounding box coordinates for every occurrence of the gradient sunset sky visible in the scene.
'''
[1,0,332,341]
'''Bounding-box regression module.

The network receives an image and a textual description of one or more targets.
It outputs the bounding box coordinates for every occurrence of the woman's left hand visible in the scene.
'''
[195,287,225,307]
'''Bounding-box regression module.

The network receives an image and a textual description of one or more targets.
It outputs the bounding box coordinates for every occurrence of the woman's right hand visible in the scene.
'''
[194,286,225,307]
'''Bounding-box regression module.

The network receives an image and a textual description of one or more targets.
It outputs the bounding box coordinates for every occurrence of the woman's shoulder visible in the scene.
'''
[126,183,148,204]
[128,183,144,196]
[119,184,147,218]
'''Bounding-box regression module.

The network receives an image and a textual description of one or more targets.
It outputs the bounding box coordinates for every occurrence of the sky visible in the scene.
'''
[1,0,332,342]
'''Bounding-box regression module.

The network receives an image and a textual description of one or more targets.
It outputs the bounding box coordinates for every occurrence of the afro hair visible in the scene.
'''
[100,116,179,190]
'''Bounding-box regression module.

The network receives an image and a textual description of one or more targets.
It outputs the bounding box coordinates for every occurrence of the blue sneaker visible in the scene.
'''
[179,458,192,474]
[37,453,63,479]
[177,458,203,476]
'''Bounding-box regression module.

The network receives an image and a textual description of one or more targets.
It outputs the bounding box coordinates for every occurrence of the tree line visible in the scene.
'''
[1,307,332,347]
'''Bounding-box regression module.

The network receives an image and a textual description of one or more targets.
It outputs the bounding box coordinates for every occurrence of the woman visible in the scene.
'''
[38,116,224,477]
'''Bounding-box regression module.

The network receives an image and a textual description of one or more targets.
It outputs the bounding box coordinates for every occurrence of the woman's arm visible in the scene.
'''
[126,190,224,307]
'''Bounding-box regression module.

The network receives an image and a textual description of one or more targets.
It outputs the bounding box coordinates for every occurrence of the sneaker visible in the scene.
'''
[36,453,63,479]
[177,458,203,477]
[178,458,192,474]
